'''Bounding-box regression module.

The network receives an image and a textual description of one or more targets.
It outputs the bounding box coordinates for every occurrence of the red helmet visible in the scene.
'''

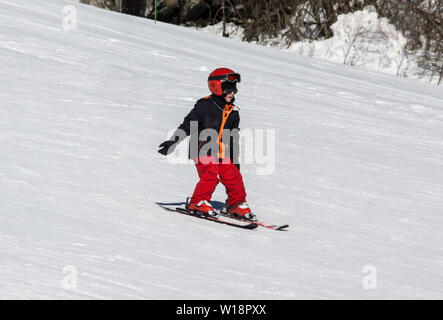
[208,68,241,96]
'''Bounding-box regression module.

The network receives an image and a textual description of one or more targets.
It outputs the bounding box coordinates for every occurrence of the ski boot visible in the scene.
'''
[187,200,217,218]
[228,202,257,221]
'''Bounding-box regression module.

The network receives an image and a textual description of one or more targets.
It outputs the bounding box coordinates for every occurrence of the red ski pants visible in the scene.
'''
[190,156,246,207]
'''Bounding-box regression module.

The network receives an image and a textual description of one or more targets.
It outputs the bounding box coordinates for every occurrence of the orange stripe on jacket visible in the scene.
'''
[217,104,234,159]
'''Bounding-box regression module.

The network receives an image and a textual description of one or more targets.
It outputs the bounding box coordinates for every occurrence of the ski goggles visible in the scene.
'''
[208,73,241,83]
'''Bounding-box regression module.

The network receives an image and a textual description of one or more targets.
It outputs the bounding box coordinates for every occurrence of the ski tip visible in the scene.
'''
[276,224,290,231]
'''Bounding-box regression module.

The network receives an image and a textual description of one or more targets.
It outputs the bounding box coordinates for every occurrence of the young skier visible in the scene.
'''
[158,68,256,221]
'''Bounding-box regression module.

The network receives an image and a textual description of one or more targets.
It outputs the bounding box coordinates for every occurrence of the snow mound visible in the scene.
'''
[291,7,411,76]
[200,7,438,85]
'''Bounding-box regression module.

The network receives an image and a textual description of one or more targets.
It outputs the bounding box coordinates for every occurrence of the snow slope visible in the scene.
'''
[1,0,443,299]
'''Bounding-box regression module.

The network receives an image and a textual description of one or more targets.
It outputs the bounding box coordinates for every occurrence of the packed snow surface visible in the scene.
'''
[1,0,443,299]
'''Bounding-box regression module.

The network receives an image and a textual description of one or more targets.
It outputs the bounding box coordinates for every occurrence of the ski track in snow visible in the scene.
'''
[1,0,443,299]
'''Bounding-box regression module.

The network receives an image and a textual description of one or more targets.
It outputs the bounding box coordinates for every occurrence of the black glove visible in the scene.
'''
[158,140,176,155]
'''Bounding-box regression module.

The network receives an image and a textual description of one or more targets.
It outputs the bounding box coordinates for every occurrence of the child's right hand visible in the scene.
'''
[158,140,176,155]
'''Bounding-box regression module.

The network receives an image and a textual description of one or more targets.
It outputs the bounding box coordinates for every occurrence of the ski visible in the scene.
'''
[158,205,258,230]
[217,211,289,231]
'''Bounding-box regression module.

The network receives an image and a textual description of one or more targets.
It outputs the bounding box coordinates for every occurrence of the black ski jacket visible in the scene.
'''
[173,94,240,164]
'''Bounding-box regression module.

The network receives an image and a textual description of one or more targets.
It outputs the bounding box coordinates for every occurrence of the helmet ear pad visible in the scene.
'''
[208,79,223,96]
